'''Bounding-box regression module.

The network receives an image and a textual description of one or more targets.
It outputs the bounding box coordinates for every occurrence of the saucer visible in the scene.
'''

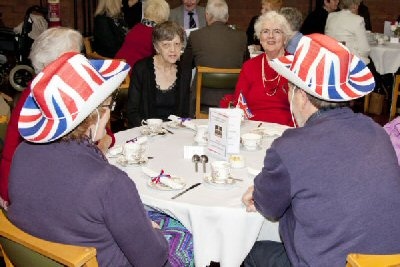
[147,177,186,191]
[165,121,182,129]
[140,126,168,136]
[203,174,237,187]
[116,156,148,167]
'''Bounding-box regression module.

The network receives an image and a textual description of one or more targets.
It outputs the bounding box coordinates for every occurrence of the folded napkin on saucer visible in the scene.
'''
[168,115,196,131]
[141,167,184,189]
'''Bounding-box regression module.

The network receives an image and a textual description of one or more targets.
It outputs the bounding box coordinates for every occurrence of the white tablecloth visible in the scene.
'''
[369,43,400,75]
[109,120,288,267]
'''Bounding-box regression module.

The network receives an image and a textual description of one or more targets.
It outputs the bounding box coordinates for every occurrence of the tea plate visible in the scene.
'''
[147,177,186,191]
[203,174,237,187]
[116,156,148,167]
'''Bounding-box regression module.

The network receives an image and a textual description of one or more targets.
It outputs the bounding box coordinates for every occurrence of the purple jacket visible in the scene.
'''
[254,108,400,266]
[8,140,170,267]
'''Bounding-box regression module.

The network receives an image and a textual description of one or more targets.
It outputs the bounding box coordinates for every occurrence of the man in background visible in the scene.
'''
[169,0,206,30]
[180,0,247,116]
[300,0,338,34]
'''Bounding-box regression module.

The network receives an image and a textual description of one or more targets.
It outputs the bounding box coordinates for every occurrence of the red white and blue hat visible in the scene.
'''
[269,34,375,101]
[18,52,130,143]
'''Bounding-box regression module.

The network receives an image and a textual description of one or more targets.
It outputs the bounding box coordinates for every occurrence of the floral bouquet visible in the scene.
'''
[391,21,400,37]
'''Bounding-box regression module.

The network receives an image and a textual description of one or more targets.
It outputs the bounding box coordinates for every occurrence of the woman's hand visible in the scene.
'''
[242,185,257,212]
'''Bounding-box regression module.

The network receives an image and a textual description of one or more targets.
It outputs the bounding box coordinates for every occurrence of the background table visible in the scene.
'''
[109,120,289,267]
[369,42,400,75]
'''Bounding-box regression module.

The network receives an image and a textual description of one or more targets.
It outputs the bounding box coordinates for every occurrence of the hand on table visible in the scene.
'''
[242,185,257,212]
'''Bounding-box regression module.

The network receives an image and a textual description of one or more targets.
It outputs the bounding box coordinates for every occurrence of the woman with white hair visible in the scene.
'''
[7,50,194,266]
[115,0,170,68]
[93,0,128,58]
[232,11,294,126]
[0,27,83,210]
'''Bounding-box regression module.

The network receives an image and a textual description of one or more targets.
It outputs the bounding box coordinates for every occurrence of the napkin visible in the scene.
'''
[141,167,184,189]
[168,115,196,131]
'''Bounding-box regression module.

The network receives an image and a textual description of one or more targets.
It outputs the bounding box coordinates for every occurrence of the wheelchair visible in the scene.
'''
[0,5,47,95]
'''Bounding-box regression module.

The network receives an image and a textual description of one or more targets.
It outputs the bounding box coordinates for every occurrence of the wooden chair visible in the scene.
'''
[389,74,400,121]
[346,253,400,267]
[0,210,98,267]
[195,66,241,119]
[83,36,108,60]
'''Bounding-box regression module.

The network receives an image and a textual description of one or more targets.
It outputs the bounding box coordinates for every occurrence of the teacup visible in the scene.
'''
[241,133,262,151]
[142,118,163,132]
[124,142,145,161]
[211,161,231,182]
[194,125,208,145]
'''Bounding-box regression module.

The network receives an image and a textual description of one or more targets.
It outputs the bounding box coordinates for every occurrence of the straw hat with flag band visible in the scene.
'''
[269,33,375,102]
[18,52,130,143]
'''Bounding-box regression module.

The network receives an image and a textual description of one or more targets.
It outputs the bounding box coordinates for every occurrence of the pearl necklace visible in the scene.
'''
[261,54,281,96]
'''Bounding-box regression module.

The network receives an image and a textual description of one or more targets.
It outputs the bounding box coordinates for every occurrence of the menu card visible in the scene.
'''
[207,108,242,160]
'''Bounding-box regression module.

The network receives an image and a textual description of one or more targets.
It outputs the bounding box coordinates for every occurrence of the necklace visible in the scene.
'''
[261,54,281,96]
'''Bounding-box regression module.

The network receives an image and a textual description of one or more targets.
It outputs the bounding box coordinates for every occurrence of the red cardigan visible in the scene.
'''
[233,53,294,127]
[115,23,155,68]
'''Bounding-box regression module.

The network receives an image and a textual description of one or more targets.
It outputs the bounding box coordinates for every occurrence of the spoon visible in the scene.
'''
[200,155,208,173]
[192,154,200,172]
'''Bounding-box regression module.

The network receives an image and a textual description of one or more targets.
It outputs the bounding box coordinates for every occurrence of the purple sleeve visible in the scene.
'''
[253,148,292,220]
[103,173,170,266]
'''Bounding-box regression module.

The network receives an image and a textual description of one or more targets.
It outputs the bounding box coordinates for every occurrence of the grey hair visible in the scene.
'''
[339,0,362,9]
[254,11,293,41]
[29,27,82,73]
[206,0,229,23]
[153,21,185,46]
[280,7,303,31]
[143,0,170,24]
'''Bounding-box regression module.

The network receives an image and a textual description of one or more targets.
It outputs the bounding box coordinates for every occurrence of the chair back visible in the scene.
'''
[390,74,400,121]
[346,253,400,267]
[0,210,98,267]
[195,66,241,119]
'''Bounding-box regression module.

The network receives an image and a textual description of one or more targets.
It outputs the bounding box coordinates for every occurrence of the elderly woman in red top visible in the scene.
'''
[233,11,294,126]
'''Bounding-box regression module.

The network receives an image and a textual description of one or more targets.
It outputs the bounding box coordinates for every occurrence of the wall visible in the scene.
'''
[1,0,399,35]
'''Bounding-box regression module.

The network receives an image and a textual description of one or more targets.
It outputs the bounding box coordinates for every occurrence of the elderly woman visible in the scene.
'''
[246,0,283,47]
[126,21,189,128]
[115,0,170,68]
[93,0,128,58]
[0,27,83,209]
[8,52,193,266]
[325,0,370,64]
[233,11,294,126]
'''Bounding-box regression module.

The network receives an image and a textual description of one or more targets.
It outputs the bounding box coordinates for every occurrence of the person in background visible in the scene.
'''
[246,0,283,48]
[181,0,247,115]
[232,11,294,126]
[358,0,372,31]
[122,0,143,28]
[115,0,170,68]
[280,7,303,54]
[242,33,400,266]
[300,0,338,35]
[8,52,194,266]
[0,27,83,210]
[126,21,190,127]
[325,0,370,64]
[93,0,128,58]
[169,0,206,30]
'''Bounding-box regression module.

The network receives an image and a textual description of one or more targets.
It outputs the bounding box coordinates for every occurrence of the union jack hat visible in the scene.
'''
[269,34,375,101]
[18,52,130,143]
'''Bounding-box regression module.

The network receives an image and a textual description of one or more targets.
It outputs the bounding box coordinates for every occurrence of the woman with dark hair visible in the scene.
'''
[126,21,190,128]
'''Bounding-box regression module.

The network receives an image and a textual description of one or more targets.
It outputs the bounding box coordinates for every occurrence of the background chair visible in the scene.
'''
[195,66,241,119]
[83,36,108,60]
[389,74,400,121]
[0,210,98,267]
[346,253,400,267]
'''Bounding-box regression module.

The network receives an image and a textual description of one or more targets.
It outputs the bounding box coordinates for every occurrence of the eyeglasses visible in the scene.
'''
[260,28,283,36]
[101,100,116,111]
